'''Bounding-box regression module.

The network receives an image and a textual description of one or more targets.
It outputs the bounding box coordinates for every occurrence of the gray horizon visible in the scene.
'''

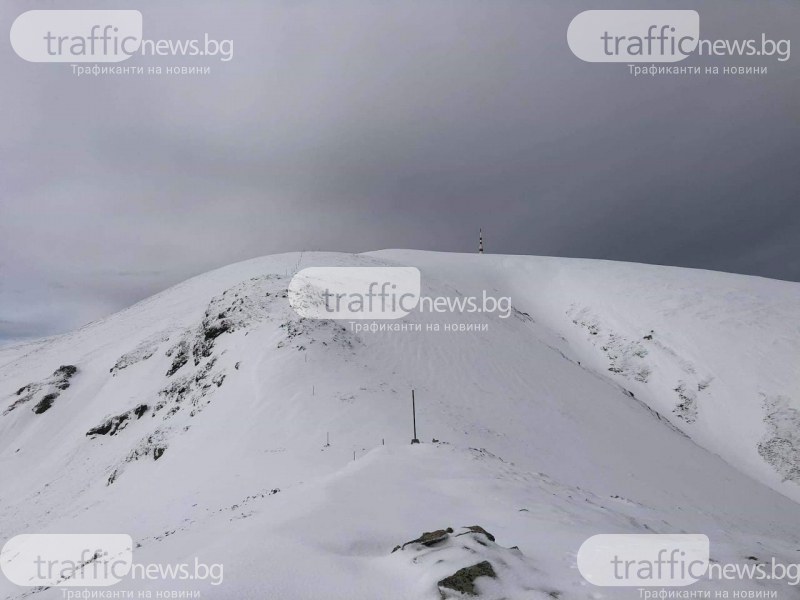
[1,0,798,344]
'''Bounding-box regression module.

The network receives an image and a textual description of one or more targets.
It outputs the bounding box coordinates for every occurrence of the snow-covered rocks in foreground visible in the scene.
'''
[0,250,799,599]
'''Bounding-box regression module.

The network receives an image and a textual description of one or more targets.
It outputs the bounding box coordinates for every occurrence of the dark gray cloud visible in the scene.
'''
[1,0,798,342]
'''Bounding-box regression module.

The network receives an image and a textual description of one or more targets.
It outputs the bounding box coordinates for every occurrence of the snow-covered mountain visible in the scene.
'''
[1,250,799,599]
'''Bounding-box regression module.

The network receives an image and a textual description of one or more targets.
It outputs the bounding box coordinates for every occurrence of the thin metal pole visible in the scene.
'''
[412,390,417,440]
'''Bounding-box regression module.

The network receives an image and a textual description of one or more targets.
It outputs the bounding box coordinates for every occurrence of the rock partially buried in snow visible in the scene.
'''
[395,527,454,551]
[457,525,496,543]
[438,560,497,597]
[86,404,149,437]
[32,392,59,414]
[4,364,78,415]
[392,526,541,599]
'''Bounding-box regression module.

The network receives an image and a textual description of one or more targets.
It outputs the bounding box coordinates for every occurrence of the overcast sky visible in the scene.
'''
[1,0,798,343]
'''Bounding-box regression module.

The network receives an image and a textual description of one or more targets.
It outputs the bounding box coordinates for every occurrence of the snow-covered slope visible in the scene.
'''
[1,251,799,599]
[371,250,800,501]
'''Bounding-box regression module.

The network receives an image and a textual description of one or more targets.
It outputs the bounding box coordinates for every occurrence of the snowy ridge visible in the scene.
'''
[0,250,799,599]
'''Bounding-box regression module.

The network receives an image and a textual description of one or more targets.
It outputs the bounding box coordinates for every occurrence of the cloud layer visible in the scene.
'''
[1,0,798,342]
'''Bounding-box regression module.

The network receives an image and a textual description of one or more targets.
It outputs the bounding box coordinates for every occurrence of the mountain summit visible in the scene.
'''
[1,251,799,599]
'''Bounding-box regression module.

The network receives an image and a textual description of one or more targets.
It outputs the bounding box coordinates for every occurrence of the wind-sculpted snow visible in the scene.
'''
[156,356,225,420]
[110,333,171,375]
[107,428,171,486]
[163,274,357,377]
[566,304,715,424]
[567,305,653,383]
[90,272,360,485]
[758,394,800,483]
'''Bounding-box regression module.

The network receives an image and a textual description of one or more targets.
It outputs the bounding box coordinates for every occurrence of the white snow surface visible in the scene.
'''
[1,250,799,599]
